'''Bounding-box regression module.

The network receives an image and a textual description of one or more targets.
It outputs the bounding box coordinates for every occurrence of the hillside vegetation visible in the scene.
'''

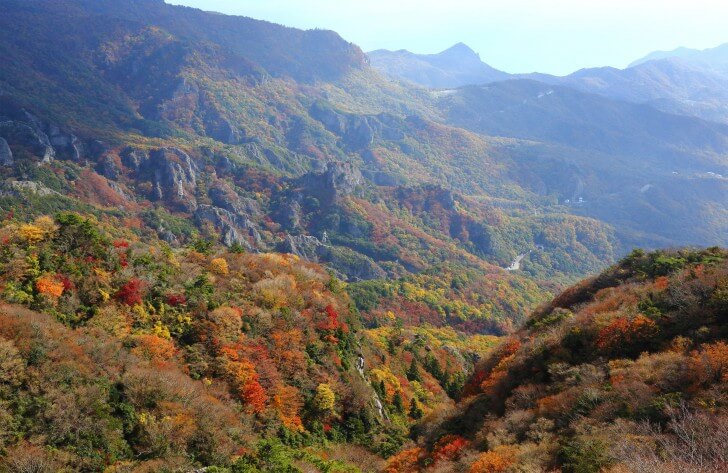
[393,248,728,472]
[0,212,502,471]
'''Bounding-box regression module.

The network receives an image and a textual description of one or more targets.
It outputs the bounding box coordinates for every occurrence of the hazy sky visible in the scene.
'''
[167,0,728,75]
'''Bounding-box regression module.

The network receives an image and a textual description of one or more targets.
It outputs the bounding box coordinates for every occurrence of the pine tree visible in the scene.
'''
[409,398,423,419]
[406,359,422,382]
[393,391,405,413]
[378,380,386,399]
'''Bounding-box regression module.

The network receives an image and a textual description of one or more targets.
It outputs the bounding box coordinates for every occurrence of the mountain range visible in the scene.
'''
[371,41,728,124]
[0,1,726,471]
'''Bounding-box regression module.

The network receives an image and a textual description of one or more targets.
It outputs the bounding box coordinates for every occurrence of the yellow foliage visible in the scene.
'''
[313,383,336,412]
[210,257,229,276]
[152,321,171,339]
[370,367,402,395]
[18,224,46,243]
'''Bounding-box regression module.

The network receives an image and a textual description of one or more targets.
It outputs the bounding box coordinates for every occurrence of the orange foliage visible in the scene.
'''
[480,354,514,395]
[131,334,176,365]
[271,385,304,431]
[210,257,229,275]
[385,447,423,473]
[35,274,64,298]
[432,435,469,462]
[271,329,307,374]
[596,314,658,352]
[223,354,268,413]
[241,378,267,413]
[469,445,519,473]
[691,341,728,384]
[654,276,670,291]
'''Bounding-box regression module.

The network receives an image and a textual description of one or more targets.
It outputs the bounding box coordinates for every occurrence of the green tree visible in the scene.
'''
[406,359,422,382]
[392,391,405,414]
[409,398,423,420]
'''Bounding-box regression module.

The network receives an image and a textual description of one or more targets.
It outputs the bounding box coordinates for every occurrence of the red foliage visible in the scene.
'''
[432,435,469,463]
[241,378,267,413]
[58,274,75,292]
[115,278,145,306]
[113,239,130,249]
[318,304,342,331]
[166,293,187,307]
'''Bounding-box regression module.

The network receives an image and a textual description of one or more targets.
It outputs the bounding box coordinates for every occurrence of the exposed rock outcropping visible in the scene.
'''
[280,234,385,281]
[0,138,12,166]
[136,147,199,211]
[195,205,262,250]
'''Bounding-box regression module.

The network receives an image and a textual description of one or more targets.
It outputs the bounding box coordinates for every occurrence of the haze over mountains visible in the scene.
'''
[0,1,726,471]
[371,41,728,124]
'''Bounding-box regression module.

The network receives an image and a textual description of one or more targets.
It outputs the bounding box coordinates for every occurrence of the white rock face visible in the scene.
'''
[0,138,12,166]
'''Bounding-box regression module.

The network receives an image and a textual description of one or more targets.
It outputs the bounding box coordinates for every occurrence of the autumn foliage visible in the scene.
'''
[35,274,65,298]
[418,248,728,473]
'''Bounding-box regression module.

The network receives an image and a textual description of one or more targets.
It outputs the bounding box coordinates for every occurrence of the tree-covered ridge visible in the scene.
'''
[394,248,728,472]
[0,213,501,471]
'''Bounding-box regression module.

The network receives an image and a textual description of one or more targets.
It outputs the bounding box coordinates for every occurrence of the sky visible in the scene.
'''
[167,0,728,75]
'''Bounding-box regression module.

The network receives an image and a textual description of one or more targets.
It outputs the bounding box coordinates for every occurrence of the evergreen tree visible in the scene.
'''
[392,391,405,414]
[406,359,422,382]
[409,398,423,419]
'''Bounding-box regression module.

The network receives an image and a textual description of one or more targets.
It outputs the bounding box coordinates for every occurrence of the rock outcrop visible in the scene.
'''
[296,161,364,204]
[120,147,149,172]
[195,205,262,250]
[0,138,12,166]
[208,182,261,218]
[96,155,121,180]
[1,180,60,197]
[0,120,55,162]
[309,101,406,150]
[279,234,386,281]
[138,147,199,211]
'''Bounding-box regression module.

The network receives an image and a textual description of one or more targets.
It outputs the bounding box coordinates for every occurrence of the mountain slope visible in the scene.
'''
[368,43,509,88]
[398,248,728,472]
[539,58,728,125]
[0,0,622,299]
[436,80,728,247]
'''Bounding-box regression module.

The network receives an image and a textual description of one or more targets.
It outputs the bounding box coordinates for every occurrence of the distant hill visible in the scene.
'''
[437,80,728,246]
[527,43,728,124]
[368,43,509,88]
[629,46,703,67]
[630,42,728,70]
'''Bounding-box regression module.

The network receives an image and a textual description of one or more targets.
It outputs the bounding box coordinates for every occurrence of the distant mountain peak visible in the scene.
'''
[367,42,508,88]
[439,42,479,58]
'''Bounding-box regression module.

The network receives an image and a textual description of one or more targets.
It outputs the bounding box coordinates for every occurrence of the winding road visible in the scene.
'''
[506,253,527,271]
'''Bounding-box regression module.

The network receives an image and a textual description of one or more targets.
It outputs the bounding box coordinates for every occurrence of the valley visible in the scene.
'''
[0,0,726,472]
